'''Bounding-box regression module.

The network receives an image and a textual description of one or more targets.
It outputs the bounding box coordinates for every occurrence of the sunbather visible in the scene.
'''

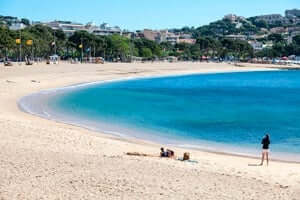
[160,147,175,158]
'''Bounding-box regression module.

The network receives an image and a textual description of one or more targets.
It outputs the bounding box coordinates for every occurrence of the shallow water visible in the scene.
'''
[31,71,300,160]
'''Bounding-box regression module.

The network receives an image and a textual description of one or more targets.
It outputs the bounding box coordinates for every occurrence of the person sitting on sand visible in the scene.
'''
[260,133,271,166]
[160,147,175,158]
[160,147,168,157]
[166,149,175,158]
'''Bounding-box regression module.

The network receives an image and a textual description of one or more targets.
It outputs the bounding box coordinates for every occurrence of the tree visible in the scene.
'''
[219,38,253,59]
[254,20,268,29]
[272,43,286,57]
[109,34,131,61]
[0,27,14,57]
[293,35,300,46]
[256,48,273,58]
[141,47,152,58]
[133,38,162,58]
[268,33,284,43]
[69,30,95,59]
[21,18,30,26]
[196,37,220,56]
[26,25,56,57]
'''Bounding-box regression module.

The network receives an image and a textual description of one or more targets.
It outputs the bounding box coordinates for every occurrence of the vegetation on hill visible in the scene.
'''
[171,18,262,38]
[173,15,300,38]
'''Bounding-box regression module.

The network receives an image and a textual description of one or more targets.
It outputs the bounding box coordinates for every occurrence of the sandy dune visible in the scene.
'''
[0,61,299,200]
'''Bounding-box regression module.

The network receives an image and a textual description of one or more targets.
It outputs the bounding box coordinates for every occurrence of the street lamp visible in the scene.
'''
[79,37,83,63]
[16,29,22,65]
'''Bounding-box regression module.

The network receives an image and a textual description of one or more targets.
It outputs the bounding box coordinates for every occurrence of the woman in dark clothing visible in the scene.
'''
[260,134,270,166]
[160,147,175,158]
[160,147,168,157]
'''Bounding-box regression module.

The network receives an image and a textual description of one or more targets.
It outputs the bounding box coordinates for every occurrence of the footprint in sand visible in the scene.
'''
[31,80,40,83]
[6,80,16,83]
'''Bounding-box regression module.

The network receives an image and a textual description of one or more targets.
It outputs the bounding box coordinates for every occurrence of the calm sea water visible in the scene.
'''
[48,71,300,159]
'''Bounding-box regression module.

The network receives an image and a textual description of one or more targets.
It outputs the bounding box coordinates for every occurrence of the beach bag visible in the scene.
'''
[183,152,190,161]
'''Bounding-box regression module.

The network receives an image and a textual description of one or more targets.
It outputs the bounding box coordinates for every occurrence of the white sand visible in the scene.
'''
[0,61,299,200]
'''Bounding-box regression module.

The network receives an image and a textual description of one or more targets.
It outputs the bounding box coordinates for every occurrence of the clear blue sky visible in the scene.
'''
[0,0,299,30]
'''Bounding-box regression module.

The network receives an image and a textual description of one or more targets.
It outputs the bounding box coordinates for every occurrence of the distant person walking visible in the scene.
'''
[260,134,270,166]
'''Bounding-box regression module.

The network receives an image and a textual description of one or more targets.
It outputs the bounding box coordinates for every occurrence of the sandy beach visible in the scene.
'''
[0,61,299,200]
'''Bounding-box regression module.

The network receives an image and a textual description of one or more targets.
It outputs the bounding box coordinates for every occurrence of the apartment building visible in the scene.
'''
[44,21,86,36]
[285,9,300,18]
[255,14,288,24]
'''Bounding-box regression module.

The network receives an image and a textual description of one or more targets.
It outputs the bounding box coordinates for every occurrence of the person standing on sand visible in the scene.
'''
[260,134,270,166]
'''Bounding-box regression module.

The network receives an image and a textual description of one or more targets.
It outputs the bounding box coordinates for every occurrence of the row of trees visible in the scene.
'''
[0,25,165,61]
[0,25,255,62]
[0,24,299,62]
[162,37,254,61]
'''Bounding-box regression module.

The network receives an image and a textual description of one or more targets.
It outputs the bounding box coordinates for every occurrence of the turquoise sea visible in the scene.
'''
[24,70,300,161]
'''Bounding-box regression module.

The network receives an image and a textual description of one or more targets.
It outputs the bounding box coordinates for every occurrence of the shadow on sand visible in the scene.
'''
[248,163,262,167]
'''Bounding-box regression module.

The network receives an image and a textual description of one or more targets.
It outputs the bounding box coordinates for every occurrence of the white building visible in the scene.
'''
[44,21,86,36]
[165,35,179,45]
[262,42,273,49]
[178,34,196,44]
[43,21,122,37]
[9,22,27,30]
[92,28,122,36]
[285,9,300,18]
[91,23,122,36]
[225,34,247,40]
[143,29,187,44]
[255,14,289,24]
[270,27,288,34]
[249,41,263,51]
[223,14,245,22]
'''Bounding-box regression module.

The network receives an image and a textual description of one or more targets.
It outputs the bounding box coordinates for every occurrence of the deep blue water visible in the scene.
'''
[48,71,300,158]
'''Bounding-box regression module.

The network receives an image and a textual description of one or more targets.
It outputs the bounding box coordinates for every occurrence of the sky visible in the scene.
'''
[0,0,299,30]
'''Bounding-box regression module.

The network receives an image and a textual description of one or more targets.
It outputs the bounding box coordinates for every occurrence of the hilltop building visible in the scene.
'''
[285,9,300,24]
[132,30,144,39]
[255,14,289,24]
[285,9,300,18]
[254,9,300,25]
[143,29,159,41]
[143,29,195,45]
[223,14,245,22]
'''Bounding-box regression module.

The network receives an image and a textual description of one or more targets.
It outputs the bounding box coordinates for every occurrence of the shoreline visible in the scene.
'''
[1,62,299,199]
[17,68,300,164]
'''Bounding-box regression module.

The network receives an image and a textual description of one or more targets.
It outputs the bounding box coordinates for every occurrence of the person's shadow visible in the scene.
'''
[248,163,262,167]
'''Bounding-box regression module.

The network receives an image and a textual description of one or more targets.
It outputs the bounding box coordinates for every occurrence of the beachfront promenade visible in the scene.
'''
[0,62,299,199]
